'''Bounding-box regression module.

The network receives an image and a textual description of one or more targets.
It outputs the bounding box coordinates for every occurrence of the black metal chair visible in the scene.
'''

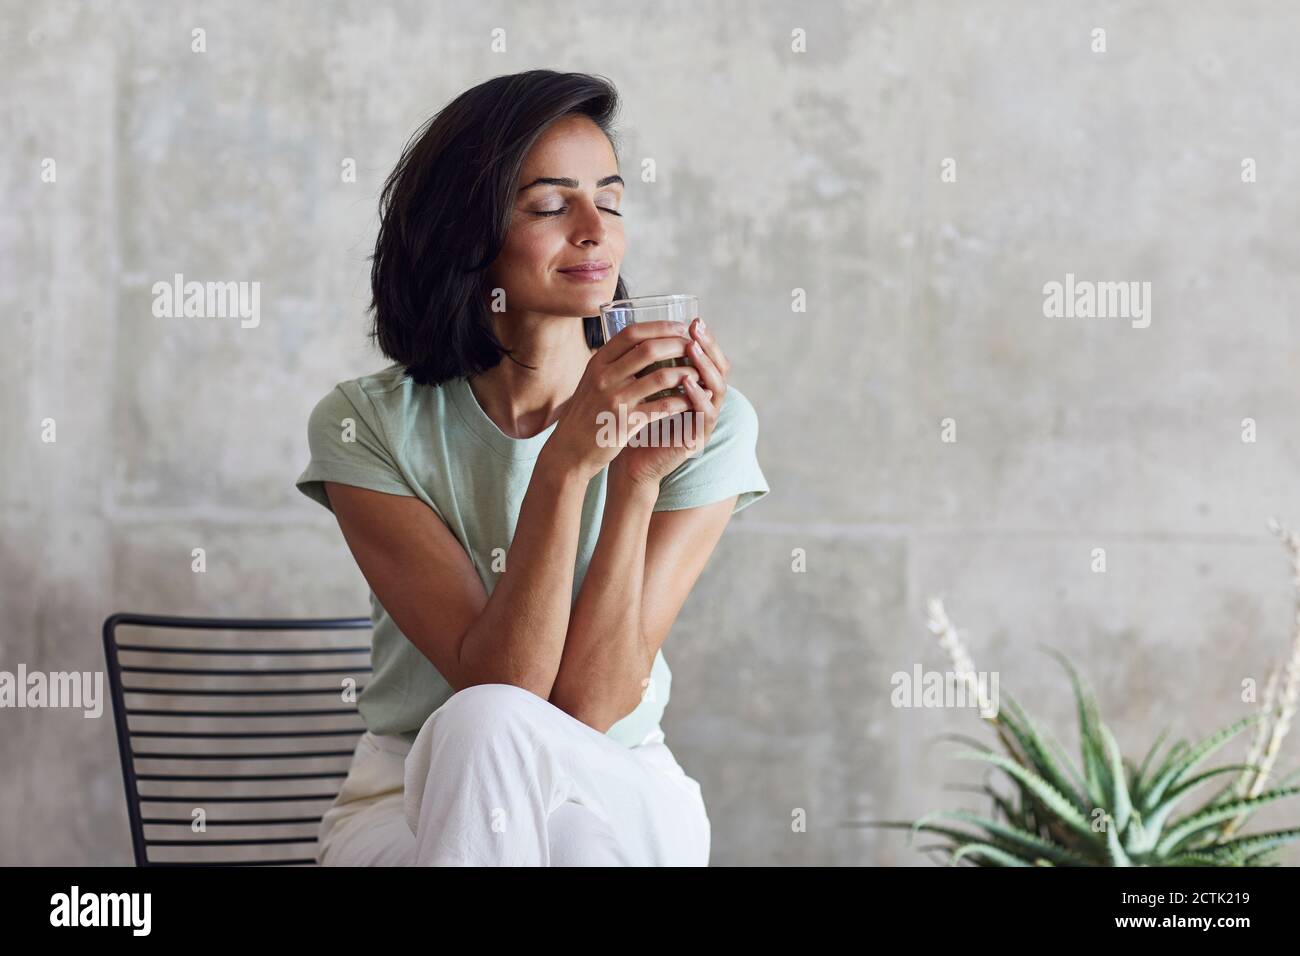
[102,612,372,866]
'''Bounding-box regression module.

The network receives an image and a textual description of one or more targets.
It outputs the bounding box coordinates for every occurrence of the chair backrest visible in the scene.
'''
[102,612,372,866]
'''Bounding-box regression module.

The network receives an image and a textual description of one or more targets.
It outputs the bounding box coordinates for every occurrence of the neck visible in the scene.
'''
[467,311,596,439]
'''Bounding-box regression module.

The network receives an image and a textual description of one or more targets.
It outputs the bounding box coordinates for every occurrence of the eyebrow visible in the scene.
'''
[517,174,624,193]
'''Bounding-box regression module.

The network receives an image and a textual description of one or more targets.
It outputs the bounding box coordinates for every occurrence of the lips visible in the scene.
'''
[558,260,613,282]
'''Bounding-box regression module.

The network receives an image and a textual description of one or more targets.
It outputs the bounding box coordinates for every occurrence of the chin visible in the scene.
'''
[556,287,616,316]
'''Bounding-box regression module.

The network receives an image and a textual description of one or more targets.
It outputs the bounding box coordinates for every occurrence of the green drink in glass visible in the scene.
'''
[598,294,698,402]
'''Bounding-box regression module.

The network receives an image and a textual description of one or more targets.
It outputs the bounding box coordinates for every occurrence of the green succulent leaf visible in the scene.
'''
[926,809,1096,866]
[1148,739,1190,794]
[1099,722,1133,834]
[1241,847,1285,866]
[1142,714,1266,812]
[929,732,997,754]
[997,692,1092,816]
[1167,763,1261,801]
[1206,762,1300,811]
[903,817,993,849]
[949,842,1034,867]
[1136,764,1262,852]
[1161,850,1235,866]
[1041,648,1112,807]
[1133,725,1172,795]
[1026,696,1093,801]
[1203,827,1300,865]
[1157,786,1300,856]
[954,749,1099,843]
[1165,829,1300,868]
[982,785,1021,825]
[1105,815,1132,866]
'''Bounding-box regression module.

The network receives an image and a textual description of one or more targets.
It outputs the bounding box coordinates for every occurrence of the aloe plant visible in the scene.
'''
[860,516,1300,867]
[872,648,1300,866]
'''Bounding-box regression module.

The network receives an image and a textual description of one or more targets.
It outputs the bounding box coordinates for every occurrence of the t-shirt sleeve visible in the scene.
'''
[651,385,771,515]
[295,383,417,513]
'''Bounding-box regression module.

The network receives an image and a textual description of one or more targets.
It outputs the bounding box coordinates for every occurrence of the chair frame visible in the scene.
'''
[102,612,371,866]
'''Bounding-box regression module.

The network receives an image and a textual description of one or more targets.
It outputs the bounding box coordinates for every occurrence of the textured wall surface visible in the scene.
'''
[4,0,1300,865]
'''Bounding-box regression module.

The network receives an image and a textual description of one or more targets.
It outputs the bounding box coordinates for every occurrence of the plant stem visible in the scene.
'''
[1220,518,1300,840]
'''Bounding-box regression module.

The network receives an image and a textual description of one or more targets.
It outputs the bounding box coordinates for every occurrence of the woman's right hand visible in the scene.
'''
[544,320,702,482]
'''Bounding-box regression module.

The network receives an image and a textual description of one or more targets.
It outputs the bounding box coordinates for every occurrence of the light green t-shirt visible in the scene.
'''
[295,362,770,748]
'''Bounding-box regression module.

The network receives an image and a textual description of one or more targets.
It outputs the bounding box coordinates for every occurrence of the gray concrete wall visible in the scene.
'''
[4,0,1300,865]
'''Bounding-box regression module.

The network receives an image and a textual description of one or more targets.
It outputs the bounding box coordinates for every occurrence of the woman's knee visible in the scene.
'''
[426,682,552,743]
[403,683,566,828]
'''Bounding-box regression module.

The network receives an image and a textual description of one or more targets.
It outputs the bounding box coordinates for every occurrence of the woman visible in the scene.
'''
[295,70,769,866]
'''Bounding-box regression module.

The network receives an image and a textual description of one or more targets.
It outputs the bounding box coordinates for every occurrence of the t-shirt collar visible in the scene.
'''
[447,375,557,461]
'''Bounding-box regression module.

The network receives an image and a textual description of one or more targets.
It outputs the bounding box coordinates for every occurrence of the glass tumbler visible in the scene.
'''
[597,294,698,402]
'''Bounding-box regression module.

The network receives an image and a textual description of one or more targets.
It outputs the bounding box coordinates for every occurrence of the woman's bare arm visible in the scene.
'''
[550,475,738,732]
[548,468,659,729]
[322,444,590,698]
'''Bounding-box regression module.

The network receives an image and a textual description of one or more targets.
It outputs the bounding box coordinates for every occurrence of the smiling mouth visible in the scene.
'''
[558,263,613,280]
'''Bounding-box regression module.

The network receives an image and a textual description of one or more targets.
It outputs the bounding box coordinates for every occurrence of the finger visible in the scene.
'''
[685,333,725,406]
[622,362,701,406]
[689,318,730,387]
[623,393,693,443]
[601,320,689,364]
[681,376,716,450]
[683,370,714,410]
[606,334,692,383]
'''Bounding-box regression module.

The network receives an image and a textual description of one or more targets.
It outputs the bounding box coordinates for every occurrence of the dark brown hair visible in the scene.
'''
[368,70,630,386]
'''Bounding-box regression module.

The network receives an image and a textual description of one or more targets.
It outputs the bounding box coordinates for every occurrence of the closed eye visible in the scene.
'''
[533,206,622,217]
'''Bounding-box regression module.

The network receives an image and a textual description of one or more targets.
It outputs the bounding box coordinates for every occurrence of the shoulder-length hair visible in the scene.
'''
[368,70,630,386]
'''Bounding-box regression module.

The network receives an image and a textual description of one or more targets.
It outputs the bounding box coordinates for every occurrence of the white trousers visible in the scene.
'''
[316,683,711,866]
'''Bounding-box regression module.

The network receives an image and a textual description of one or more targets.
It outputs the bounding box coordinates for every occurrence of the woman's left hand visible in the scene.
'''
[611,316,730,490]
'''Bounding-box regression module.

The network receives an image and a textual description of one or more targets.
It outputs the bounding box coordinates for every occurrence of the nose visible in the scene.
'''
[568,195,608,246]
